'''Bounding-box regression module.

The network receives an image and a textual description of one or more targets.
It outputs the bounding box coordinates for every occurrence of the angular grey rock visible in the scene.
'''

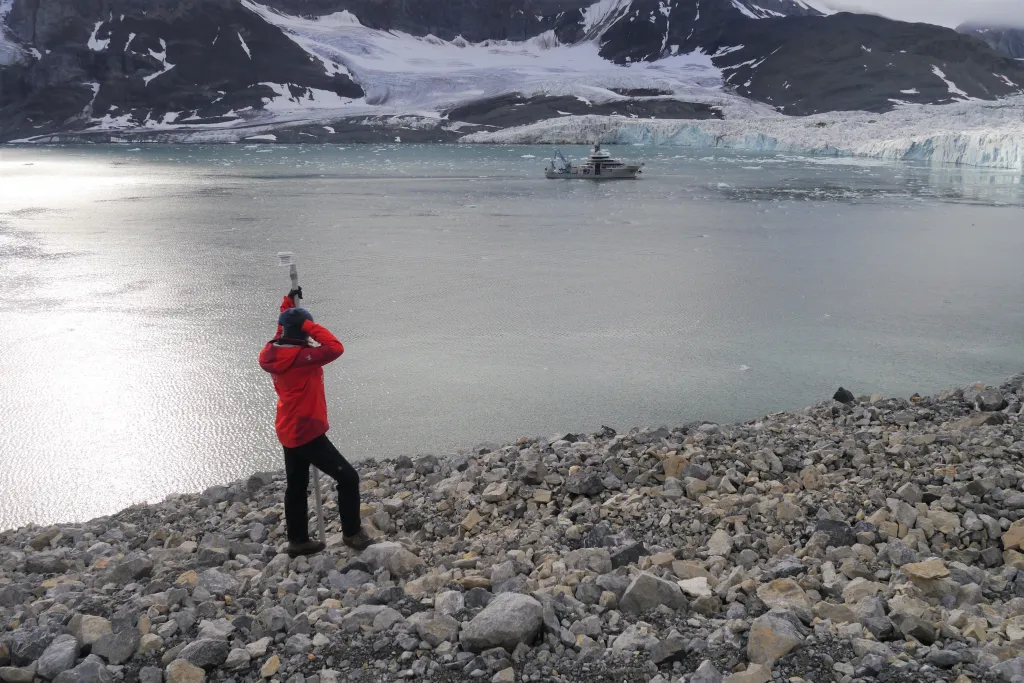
[747,611,806,664]
[925,649,961,668]
[328,569,373,592]
[833,387,855,404]
[36,635,79,680]
[690,659,724,683]
[285,634,312,655]
[434,590,464,617]
[101,553,153,584]
[359,542,425,578]
[416,614,460,647]
[565,471,604,496]
[994,655,1024,682]
[0,585,28,608]
[340,605,387,632]
[93,628,140,665]
[814,520,855,547]
[610,543,647,569]
[196,568,239,597]
[564,548,612,575]
[25,553,69,575]
[52,655,112,683]
[224,648,250,670]
[649,635,688,665]
[619,572,687,615]
[7,626,60,667]
[886,539,917,567]
[0,664,36,683]
[176,638,229,669]
[138,667,163,683]
[464,587,493,609]
[460,593,543,653]
[976,388,1007,411]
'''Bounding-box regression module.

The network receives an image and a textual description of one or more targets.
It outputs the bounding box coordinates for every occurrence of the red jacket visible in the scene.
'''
[258,296,345,448]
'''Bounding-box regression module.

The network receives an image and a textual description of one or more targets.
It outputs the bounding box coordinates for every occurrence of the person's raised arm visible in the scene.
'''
[294,319,344,367]
[274,288,303,338]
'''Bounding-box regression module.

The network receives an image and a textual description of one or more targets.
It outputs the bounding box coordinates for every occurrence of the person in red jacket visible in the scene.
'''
[259,288,375,557]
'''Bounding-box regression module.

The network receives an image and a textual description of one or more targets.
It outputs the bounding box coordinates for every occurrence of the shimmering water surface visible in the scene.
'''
[1,144,1023,529]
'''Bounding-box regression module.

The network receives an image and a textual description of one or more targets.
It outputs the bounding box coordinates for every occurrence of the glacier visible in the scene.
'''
[0,0,23,66]
[460,96,1024,173]
[5,0,1023,175]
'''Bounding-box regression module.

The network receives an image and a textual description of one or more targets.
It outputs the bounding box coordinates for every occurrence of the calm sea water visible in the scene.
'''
[1,143,1022,529]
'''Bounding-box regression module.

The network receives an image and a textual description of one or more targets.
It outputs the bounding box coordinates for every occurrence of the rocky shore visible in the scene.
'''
[5,376,1024,683]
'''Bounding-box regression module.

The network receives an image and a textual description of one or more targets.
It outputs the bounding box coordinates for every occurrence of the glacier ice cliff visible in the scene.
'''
[461,96,1024,173]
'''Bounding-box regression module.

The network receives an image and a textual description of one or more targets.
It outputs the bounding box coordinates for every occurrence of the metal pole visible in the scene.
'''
[282,254,327,545]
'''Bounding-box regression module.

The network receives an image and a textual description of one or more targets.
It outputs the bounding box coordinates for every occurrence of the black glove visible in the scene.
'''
[288,287,303,301]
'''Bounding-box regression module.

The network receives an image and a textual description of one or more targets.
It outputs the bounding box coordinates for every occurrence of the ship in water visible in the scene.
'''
[545,144,644,180]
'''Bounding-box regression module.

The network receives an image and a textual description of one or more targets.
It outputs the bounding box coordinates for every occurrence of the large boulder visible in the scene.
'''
[460,593,543,652]
[756,579,813,623]
[196,569,239,597]
[92,628,140,665]
[52,655,113,683]
[619,572,687,615]
[565,471,605,496]
[176,639,229,669]
[36,635,79,679]
[101,553,154,584]
[747,612,806,664]
[359,543,424,578]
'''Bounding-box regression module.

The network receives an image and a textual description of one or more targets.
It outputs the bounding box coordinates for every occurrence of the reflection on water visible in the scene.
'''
[1,144,1023,529]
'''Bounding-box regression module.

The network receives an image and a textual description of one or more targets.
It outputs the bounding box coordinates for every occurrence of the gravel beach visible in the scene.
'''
[5,376,1024,683]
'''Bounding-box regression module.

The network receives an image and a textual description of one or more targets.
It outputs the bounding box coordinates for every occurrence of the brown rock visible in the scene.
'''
[461,509,483,531]
[260,655,280,678]
[663,455,686,479]
[166,660,206,683]
[1003,522,1024,550]
[723,663,773,683]
[903,559,949,580]
[756,579,812,620]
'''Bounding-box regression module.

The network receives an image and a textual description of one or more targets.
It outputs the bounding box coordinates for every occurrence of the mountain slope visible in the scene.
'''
[0,0,1022,143]
[958,24,1024,60]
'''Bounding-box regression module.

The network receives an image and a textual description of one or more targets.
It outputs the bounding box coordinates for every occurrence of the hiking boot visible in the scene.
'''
[343,529,376,551]
[287,540,326,558]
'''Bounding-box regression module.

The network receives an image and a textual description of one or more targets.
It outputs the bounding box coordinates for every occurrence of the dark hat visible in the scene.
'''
[278,307,313,340]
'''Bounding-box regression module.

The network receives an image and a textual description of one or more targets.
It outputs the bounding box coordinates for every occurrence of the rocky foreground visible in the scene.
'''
[6,378,1024,683]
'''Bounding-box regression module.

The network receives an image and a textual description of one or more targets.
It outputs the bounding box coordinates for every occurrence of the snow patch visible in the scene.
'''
[931,65,970,99]
[144,40,175,85]
[995,73,1019,89]
[713,44,745,57]
[731,1,761,19]
[582,0,631,35]
[88,21,110,52]
[239,1,740,120]
[238,32,251,59]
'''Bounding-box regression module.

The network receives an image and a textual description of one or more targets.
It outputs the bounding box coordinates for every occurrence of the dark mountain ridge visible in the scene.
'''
[1,0,1022,142]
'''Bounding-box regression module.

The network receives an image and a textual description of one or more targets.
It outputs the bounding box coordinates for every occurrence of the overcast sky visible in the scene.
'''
[814,0,1024,28]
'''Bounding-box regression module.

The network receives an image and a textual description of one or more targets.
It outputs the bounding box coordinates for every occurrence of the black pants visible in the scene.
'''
[283,434,362,541]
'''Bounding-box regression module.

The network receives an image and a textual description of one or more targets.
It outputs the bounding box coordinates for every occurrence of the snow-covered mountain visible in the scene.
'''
[1,0,1023,171]
[958,25,1024,60]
